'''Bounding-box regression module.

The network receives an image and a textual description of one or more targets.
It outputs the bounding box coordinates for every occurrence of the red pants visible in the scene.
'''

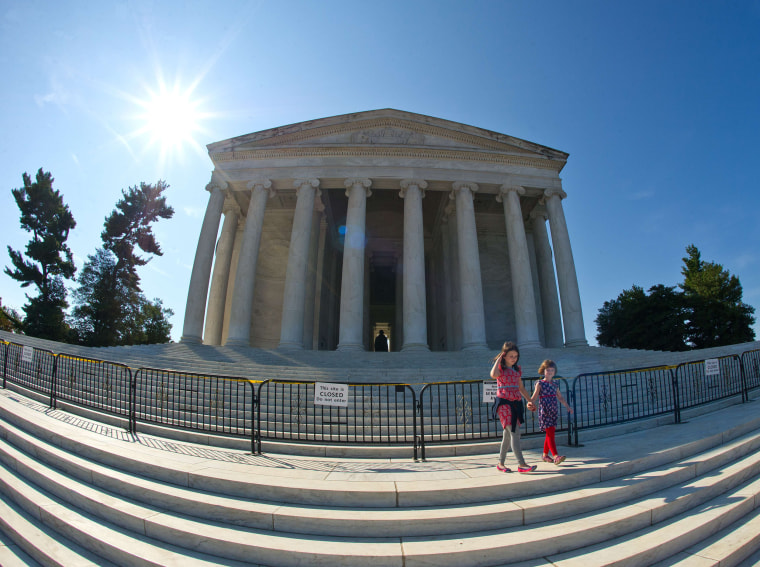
[543,426,558,456]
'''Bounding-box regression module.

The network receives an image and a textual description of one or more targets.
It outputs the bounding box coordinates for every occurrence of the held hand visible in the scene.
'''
[526,401,536,412]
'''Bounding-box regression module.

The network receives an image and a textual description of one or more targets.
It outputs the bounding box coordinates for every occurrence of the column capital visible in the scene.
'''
[247,178,275,198]
[344,177,372,198]
[294,178,320,191]
[399,178,428,199]
[206,171,228,193]
[529,207,548,222]
[543,188,567,201]
[496,184,525,203]
[222,199,241,216]
[450,181,478,199]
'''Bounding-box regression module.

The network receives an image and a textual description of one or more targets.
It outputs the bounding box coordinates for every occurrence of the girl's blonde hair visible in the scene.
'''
[538,359,557,375]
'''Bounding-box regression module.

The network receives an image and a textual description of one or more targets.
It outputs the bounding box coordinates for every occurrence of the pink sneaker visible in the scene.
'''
[554,455,566,465]
[496,464,511,473]
[517,464,537,473]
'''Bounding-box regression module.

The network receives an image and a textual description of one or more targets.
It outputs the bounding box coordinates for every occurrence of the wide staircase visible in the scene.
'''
[1,382,760,565]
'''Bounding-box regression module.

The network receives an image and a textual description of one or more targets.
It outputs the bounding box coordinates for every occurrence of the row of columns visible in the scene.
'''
[181,176,587,350]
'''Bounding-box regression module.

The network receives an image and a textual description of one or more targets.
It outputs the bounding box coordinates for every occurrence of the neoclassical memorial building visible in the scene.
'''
[180,109,587,351]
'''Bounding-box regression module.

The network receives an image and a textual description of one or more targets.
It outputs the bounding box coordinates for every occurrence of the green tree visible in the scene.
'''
[4,169,76,340]
[595,284,687,351]
[0,298,23,332]
[102,180,174,292]
[140,298,174,344]
[680,244,755,348]
[70,181,174,346]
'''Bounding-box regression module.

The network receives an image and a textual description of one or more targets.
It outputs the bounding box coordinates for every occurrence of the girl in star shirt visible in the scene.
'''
[530,359,573,465]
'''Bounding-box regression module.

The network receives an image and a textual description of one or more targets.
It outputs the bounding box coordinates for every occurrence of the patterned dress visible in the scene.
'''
[496,365,522,430]
[537,379,560,431]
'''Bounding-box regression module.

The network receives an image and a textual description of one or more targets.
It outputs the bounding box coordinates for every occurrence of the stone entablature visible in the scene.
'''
[182,109,587,351]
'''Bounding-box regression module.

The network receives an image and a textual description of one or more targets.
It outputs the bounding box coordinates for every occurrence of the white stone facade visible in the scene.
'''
[181,109,587,350]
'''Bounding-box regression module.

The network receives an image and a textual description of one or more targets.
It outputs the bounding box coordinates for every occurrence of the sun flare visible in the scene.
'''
[131,80,209,165]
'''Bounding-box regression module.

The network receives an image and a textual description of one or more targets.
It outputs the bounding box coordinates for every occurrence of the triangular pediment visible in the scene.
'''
[207,109,567,163]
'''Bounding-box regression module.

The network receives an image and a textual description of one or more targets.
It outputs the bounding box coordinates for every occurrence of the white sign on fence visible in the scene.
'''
[704,358,720,376]
[21,346,34,364]
[314,382,349,407]
[483,381,498,403]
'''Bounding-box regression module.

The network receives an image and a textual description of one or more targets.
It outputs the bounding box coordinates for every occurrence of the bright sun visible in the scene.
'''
[132,81,207,164]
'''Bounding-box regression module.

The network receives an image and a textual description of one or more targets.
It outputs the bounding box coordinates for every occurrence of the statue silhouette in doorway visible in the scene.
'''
[374,330,389,352]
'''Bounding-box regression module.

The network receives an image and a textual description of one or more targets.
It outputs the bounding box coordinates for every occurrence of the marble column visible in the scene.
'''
[498,185,541,348]
[530,209,564,348]
[400,179,429,351]
[451,181,487,350]
[279,178,320,350]
[338,178,372,351]
[225,179,274,346]
[180,176,227,344]
[543,188,588,347]
[303,205,325,349]
[203,201,240,345]
[440,208,455,351]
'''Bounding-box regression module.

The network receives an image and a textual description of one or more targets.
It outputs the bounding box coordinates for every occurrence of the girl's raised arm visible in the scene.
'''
[490,355,502,379]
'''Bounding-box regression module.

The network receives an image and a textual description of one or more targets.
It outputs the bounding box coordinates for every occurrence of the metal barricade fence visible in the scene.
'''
[0,336,758,459]
[570,365,676,446]
[133,368,255,442]
[1,340,8,389]
[417,377,571,461]
[2,341,58,399]
[673,355,745,421]
[53,354,133,421]
[255,380,418,459]
[741,349,760,392]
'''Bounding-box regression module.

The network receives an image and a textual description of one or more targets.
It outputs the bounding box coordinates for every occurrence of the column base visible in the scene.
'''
[401,343,430,352]
[179,334,203,344]
[278,342,304,351]
[225,338,251,347]
[518,340,543,349]
[461,342,489,351]
[564,338,589,348]
[337,343,365,352]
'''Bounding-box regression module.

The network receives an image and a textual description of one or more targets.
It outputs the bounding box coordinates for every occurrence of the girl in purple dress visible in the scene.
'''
[530,359,573,465]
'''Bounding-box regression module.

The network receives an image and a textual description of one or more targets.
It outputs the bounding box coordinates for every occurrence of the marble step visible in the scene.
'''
[3,426,760,567]
[0,460,254,567]
[2,413,760,539]
[0,488,115,567]
[541,476,760,567]
[399,474,760,567]
[650,505,760,566]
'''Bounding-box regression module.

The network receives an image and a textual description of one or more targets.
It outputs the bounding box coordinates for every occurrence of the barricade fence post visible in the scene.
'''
[129,368,137,433]
[2,340,8,389]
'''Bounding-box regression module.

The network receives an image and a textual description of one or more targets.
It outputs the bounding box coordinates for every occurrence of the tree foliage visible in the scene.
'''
[596,245,755,351]
[4,169,76,340]
[70,181,174,346]
[102,180,174,291]
[0,298,23,333]
[595,284,688,351]
[680,245,755,348]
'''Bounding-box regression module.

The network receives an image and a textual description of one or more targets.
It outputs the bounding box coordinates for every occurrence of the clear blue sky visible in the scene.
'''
[1,0,759,345]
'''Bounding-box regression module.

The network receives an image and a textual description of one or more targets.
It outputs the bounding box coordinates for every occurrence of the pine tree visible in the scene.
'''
[70,181,174,346]
[680,245,755,348]
[4,169,76,340]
